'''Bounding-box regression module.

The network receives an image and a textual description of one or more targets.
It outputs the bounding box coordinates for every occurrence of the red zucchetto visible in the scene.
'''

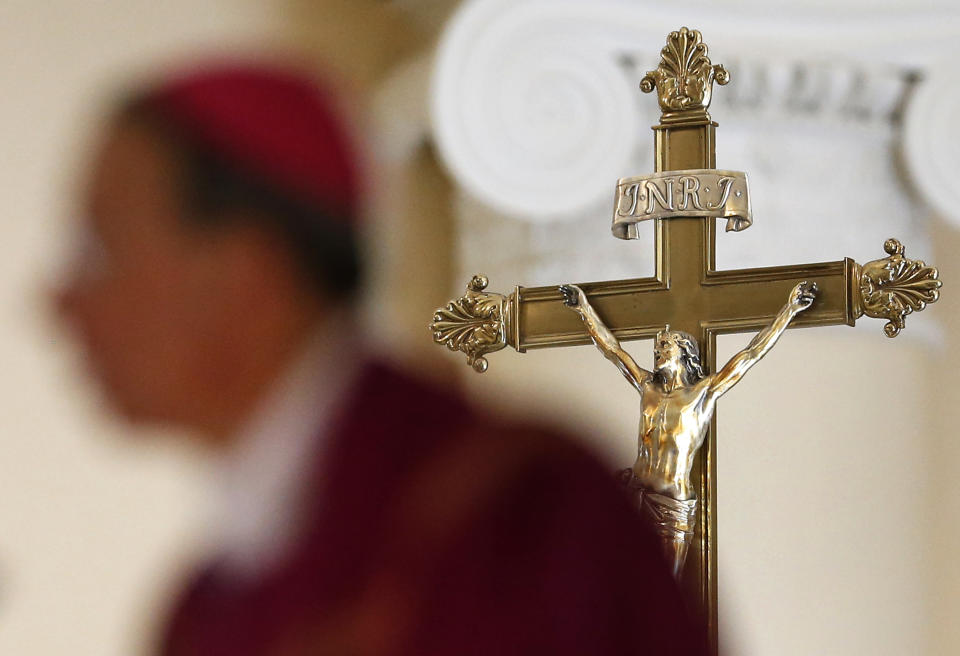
[142,61,360,222]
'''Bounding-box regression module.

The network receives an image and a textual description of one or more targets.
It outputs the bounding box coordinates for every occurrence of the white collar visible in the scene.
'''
[212,310,362,581]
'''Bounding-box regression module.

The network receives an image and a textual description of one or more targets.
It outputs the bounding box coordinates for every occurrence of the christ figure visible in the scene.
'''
[559,281,817,576]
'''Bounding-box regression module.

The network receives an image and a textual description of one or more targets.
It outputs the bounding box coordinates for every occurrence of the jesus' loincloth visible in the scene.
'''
[618,469,698,575]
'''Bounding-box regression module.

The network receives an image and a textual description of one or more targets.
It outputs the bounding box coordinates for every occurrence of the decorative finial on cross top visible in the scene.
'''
[640,27,730,120]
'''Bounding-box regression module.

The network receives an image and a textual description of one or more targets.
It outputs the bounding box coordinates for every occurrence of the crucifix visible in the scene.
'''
[430,27,941,651]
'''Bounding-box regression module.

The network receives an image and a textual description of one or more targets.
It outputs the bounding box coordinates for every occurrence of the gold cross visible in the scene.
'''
[430,27,940,651]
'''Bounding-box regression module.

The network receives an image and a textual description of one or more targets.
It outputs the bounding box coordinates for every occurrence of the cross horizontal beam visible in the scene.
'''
[514,257,857,351]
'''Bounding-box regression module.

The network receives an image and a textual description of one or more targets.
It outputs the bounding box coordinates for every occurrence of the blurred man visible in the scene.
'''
[56,62,706,655]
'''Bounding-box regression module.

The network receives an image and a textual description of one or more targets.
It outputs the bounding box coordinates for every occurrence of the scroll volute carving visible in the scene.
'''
[856,238,942,337]
[430,275,510,372]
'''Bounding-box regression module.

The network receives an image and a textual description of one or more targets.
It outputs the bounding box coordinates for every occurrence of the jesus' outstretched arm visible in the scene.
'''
[560,284,651,393]
[708,281,818,399]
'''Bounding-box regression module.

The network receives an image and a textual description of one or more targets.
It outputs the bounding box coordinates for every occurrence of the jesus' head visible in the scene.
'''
[653,328,705,385]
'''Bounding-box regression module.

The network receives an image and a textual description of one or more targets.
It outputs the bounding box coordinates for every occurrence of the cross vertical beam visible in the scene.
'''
[652,109,724,633]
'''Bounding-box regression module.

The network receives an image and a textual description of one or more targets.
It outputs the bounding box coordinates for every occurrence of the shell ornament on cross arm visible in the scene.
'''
[855,238,942,337]
[430,275,510,372]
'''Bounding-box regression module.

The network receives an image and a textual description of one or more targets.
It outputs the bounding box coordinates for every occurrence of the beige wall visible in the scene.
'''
[928,216,960,655]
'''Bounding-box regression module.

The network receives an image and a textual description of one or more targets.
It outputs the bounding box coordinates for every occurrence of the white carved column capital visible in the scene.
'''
[431,0,960,227]
[431,0,641,220]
